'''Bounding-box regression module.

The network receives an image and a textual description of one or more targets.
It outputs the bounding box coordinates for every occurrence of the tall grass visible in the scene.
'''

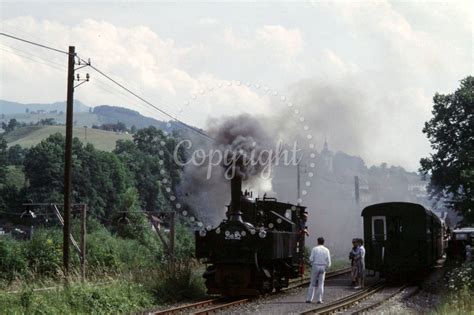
[434,261,473,315]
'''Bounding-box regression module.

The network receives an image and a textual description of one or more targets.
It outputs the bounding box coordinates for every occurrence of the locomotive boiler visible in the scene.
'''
[195,175,308,296]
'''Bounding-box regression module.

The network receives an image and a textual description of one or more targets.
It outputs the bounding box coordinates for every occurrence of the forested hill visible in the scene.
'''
[0,99,89,114]
[92,105,167,129]
[0,99,168,130]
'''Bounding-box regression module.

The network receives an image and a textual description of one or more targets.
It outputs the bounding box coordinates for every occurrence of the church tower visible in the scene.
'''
[320,138,333,172]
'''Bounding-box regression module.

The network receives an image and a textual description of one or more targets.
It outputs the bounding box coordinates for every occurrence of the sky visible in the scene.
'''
[0,0,472,171]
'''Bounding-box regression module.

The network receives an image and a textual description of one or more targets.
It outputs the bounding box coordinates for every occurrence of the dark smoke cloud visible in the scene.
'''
[207,113,274,180]
[177,114,275,226]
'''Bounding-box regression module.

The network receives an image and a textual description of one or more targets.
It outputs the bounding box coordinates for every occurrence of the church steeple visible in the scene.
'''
[320,137,333,172]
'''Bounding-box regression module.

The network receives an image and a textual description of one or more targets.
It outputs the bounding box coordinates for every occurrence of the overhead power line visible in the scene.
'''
[83,61,215,142]
[0,43,66,72]
[0,31,214,142]
[0,32,69,55]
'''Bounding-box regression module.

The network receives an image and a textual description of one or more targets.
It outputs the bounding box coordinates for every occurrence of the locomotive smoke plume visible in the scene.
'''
[178,114,276,225]
[207,113,275,182]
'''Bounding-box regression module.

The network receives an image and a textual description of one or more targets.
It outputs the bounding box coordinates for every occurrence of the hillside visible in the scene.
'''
[1,112,101,126]
[0,99,89,114]
[92,105,167,129]
[6,125,133,152]
[0,100,170,131]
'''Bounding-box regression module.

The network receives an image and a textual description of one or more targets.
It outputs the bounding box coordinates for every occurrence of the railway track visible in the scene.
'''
[151,267,351,315]
[349,285,410,315]
[300,281,386,314]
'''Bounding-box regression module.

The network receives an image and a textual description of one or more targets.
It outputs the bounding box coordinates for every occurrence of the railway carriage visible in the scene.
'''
[361,202,444,282]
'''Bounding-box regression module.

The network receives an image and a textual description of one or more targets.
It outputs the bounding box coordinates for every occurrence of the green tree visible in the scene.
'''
[0,135,7,184]
[24,134,133,219]
[7,144,27,165]
[24,133,65,203]
[1,118,19,133]
[420,76,474,223]
[114,127,183,213]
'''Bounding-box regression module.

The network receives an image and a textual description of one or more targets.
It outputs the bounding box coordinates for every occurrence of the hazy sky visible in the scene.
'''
[0,1,472,171]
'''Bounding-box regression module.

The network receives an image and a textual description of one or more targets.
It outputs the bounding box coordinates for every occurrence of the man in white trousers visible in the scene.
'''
[306,237,331,304]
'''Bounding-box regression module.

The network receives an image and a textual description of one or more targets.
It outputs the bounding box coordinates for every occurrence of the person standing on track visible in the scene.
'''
[349,239,359,286]
[306,237,331,304]
[355,238,366,289]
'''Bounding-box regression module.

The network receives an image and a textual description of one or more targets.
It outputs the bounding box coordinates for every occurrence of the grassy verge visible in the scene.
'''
[0,280,154,314]
[434,261,473,315]
[0,261,207,314]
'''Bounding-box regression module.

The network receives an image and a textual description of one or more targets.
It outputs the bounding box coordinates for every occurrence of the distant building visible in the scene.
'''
[319,139,333,173]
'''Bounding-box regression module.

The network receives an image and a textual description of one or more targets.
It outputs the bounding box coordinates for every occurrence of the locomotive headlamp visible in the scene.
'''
[259,229,267,238]
[215,228,221,234]
[199,229,207,237]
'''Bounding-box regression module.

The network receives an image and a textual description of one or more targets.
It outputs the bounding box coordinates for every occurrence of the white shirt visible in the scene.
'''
[359,245,366,260]
[309,245,331,268]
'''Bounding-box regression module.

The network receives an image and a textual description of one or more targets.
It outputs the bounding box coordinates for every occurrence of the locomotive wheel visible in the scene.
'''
[260,280,273,294]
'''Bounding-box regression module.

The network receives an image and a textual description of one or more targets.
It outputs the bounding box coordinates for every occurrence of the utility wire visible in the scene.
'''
[0,31,214,142]
[83,61,215,142]
[0,44,66,72]
[0,32,69,55]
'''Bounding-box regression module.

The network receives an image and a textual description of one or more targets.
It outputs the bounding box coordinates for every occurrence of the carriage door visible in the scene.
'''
[372,216,387,268]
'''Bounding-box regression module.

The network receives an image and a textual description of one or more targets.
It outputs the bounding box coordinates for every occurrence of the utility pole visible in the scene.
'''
[63,46,75,274]
[169,211,175,273]
[80,204,87,281]
[354,175,360,204]
[297,163,301,204]
[62,47,90,275]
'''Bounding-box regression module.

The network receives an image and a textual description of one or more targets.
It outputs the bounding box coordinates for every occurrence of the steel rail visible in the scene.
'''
[350,285,408,315]
[300,282,386,314]
[152,298,220,315]
[191,298,250,315]
[151,267,351,315]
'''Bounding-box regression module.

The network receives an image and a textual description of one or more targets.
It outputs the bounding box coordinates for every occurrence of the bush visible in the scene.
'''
[435,261,474,314]
[86,228,122,270]
[0,237,28,281]
[150,259,206,302]
[86,224,163,272]
[25,229,62,277]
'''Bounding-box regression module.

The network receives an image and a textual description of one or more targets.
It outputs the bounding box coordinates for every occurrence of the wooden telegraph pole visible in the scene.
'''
[63,46,75,274]
[354,175,360,204]
[80,204,87,280]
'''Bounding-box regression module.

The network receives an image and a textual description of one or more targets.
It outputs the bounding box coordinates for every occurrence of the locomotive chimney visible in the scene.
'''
[229,175,243,222]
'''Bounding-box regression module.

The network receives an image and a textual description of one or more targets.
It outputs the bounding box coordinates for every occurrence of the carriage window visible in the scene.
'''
[372,216,386,241]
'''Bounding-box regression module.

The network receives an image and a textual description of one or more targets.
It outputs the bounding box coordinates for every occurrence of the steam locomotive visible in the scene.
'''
[195,176,308,296]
